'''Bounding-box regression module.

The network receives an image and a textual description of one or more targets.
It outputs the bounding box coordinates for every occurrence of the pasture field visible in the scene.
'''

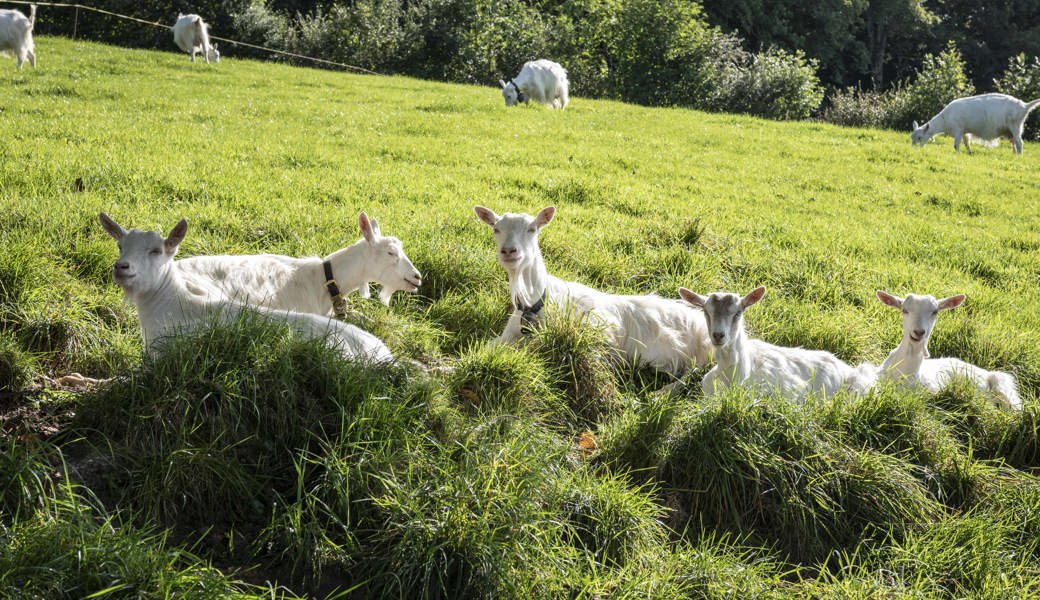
[2,37,1040,598]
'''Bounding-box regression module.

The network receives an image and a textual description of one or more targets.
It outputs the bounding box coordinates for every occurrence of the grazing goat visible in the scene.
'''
[172,14,220,63]
[679,286,873,400]
[176,212,421,316]
[875,291,1020,409]
[474,205,711,376]
[499,60,569,110]
[911,93,1040,154]
[99,213,392,363]
[0,5,35,69]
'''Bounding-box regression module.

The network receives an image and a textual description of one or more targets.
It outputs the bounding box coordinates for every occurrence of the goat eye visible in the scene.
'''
[527,227,536,233]
[493,228,501,234]
[931,310,938,316]
[901,309,909,314]
[150,248,162,256]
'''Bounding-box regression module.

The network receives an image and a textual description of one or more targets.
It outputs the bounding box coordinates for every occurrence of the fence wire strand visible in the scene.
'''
[1,0,380,74]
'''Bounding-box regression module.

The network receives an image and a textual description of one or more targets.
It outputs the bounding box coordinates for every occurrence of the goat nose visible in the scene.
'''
[712,332,725,343]
[913,329,926,338]
[115,260,130,270]
[501,247,517,256]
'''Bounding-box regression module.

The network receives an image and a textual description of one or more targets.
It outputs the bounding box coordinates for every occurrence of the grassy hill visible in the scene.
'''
[2,37,1039,598]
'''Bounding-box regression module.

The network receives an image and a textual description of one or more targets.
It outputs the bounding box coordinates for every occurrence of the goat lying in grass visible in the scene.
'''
[176,212,421,316]
[474,205,711,376]
[679,286,874,400]
[875,291,1020,409]
[911,93,1040,154]
[100,213,393,363]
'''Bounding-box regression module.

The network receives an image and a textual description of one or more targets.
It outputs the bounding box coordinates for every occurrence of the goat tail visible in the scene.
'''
[29,4,36,28]
[1025,98,1040,114]
[987,371,1021,410]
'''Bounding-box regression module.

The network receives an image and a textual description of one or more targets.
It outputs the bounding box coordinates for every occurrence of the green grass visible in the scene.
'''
[2,36,1040,598]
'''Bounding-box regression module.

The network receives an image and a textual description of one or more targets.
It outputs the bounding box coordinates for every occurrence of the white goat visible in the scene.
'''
[0,5,35,69]
[679,286,873,400]
[499,60,569,110]
[911,93,1040,154]
[175,212,421,317]
[172,13,220,63]
[474,205,711,376]
[99,213,393,363]
[875,291,1020,409]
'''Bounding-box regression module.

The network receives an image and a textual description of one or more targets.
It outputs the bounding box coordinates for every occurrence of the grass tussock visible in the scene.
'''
[70,311,426,538]
[526,306,623,426]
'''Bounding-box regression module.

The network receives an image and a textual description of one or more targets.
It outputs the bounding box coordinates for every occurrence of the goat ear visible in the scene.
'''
[678,287,707,307]
[938,294,966,311]
[359,211,377,243]
[923,123,929,132]
[370,217,381,236]
[876,290,903,309]
[99,212,126,241]
[741,286,766,308]
[474,205,499,227]
[165,219,188,254]
[534,206,556,229]
[913,120,919,130]
[499,79,507,89]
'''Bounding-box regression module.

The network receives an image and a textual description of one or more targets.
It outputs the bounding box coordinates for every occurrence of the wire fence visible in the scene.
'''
[1,0,381,75]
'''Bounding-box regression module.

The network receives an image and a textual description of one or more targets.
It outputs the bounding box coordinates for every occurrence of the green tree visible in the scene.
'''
[699,0,868,87]
[863,0,937,89]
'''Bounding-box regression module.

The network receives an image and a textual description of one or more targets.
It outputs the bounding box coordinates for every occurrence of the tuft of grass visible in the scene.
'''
[0,498,297,599]
[0,438,59,524]
[0,331,35,391]
[527,305,623,427]
[445,343,563,420]
[69,311,423,541]
[648,389,942,564]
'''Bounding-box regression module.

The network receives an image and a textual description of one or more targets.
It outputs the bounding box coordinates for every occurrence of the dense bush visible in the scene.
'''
[823,43,975,132]
[713,48,824,121]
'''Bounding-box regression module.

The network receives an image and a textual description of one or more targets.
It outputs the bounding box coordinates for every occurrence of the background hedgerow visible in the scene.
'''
[1,37,1039,598]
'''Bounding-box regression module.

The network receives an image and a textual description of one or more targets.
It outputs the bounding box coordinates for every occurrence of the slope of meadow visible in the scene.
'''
[1,37,1039,598]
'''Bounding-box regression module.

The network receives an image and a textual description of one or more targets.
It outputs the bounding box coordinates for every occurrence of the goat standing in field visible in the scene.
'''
[172,13,220,63]
[100,213,393,362]
[0,5,35,69]
[499,60,569,110]
[474,205,711,376]
[679,286,875,400]
[875,291,1020,409]
[911,93,1040,154]
[176,212,421,317]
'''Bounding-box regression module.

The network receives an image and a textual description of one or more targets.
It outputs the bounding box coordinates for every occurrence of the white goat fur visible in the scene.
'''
[0,5,35,69]
[875,291,1020,409]
[499,59,569,109]
[680,287,874,400]
[100,213,392,363]
[176,212,421,314]
[474,205,711,376]
[911,93,1040,154]
[172,14,220,63]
